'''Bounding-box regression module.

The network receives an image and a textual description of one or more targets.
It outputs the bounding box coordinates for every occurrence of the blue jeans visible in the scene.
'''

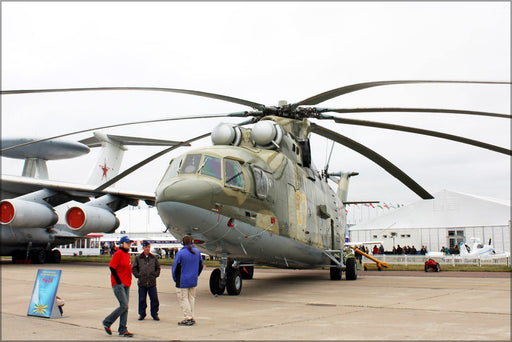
[138,286,159,318]
[103,284,130,334]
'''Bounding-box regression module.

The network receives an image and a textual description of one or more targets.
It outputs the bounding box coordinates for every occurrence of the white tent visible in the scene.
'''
[349,190,511,254]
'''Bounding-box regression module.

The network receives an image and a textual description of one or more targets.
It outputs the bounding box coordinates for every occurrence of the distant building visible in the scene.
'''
[349,190,511,254]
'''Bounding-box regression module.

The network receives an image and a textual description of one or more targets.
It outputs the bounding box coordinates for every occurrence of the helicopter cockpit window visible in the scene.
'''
[181,154,202,174]
[252,166,270,199]
[199,155,222,180]
[225,159,245,189]
[163,156,184,179]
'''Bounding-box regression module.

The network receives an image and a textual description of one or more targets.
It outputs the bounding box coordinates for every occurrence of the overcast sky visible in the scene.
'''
[2,2,510,212]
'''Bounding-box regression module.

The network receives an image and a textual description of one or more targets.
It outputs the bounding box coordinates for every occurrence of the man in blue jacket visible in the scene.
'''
[172,235,203,326]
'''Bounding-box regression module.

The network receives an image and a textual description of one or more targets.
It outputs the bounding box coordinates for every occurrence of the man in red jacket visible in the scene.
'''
[102,236,134,337]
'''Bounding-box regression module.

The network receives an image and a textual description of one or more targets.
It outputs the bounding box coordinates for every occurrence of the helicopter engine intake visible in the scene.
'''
[211,123,242,146]
[251,120,283,149]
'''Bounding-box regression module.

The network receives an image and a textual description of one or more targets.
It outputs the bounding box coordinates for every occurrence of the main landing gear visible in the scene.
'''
[325,249,357,281]
[209,256,246,296]
[11,247,61,264]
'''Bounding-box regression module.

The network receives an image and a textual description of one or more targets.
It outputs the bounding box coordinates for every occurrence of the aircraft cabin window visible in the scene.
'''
[164,156,184,179]
[252,166,269,199]
[225,159,245,189]
[181,154,202,174]
[200,155,222,180]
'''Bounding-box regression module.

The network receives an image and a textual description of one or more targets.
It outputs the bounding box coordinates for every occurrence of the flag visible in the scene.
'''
[377,204,383,209]
[383,203,390,209]
[369,203,375,208]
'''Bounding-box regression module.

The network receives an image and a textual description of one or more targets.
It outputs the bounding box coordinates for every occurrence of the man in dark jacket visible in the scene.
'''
[132,241,161,321]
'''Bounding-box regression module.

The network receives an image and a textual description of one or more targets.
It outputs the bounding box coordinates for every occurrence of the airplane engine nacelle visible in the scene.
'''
[65,205,120,234]
[0,199,58,228]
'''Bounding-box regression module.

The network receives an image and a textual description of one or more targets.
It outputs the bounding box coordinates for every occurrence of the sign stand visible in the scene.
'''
[27,269,62,319]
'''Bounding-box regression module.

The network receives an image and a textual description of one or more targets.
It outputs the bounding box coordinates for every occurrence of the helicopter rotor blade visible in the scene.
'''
[94,117,256,191]
[293,80,510,107]
[325,116,511,155]
[310,123,434,200]
[1,86,266,111]
[321,107,510,119]
[1,111,254,153]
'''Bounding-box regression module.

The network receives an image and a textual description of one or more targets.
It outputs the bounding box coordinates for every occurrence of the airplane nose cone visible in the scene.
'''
[156,178,220,207]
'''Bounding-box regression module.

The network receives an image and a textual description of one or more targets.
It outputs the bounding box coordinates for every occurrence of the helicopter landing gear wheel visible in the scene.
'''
[345,257,358,280]
[330,267,342,280]
[209,268,226,295]
[330,261,342,280]
[240,266,254,279]
[226,267,242,295]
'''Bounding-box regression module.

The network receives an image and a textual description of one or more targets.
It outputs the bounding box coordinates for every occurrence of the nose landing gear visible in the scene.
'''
[209,255,243,296]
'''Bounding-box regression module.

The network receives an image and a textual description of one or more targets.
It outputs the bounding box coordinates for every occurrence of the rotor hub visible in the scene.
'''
[261,105,323,120]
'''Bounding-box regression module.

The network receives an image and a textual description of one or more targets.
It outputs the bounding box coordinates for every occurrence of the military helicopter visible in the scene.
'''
[2,80,510,295]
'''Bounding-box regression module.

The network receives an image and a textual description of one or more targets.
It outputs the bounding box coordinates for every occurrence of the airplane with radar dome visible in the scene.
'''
[1,133,186,264]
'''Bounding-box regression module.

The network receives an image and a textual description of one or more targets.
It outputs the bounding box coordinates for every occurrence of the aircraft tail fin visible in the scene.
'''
[330,172,359,204]
[459,242,469,256]
[81,132,126,186]
[80,132,185,186]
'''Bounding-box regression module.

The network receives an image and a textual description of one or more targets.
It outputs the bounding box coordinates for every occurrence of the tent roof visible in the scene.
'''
[350,190,511,230]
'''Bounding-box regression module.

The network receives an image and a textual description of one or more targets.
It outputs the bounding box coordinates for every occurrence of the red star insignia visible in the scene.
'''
[99,160,111,180]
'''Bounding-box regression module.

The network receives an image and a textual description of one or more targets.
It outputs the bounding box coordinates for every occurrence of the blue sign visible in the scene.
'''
[27,269,62,318]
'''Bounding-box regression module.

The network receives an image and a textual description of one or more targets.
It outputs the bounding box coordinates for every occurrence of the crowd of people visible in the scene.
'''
[355,244,429,256]
[102,235,203,338]
[440,244,461,255]
[100,242,181,259]
[354,242,472,257]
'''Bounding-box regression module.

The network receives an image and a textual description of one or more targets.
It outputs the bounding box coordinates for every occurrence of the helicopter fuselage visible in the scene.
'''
[155,117,346,269]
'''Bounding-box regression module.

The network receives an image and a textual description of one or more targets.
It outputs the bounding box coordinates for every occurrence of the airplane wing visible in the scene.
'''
[1,175,155,235]
[1,174,155,204]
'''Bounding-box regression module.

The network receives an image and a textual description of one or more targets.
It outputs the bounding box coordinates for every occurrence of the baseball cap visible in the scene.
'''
[142,240,151,247]
[120,236,133,244]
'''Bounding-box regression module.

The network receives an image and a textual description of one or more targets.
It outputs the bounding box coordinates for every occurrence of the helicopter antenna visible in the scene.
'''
[322,141,336,179]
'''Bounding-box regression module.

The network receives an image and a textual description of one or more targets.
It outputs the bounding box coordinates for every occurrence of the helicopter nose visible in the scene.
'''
[156,178,220,206]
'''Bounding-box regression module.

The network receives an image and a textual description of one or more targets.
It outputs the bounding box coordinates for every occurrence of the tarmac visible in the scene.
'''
[1,261,510,341]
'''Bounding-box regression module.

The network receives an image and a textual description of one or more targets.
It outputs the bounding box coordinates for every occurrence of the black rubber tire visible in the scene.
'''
[11,251,26,264]
[209,268,225,295]
[330,266,342,280]
[226,268,242,295]
[49,249,61,264]
[240,266,254,280]
[345,258,358,280]
[31,249,46,264]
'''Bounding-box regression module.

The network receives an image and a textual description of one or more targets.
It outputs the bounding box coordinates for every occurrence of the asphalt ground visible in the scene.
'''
[1,262,510,341]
